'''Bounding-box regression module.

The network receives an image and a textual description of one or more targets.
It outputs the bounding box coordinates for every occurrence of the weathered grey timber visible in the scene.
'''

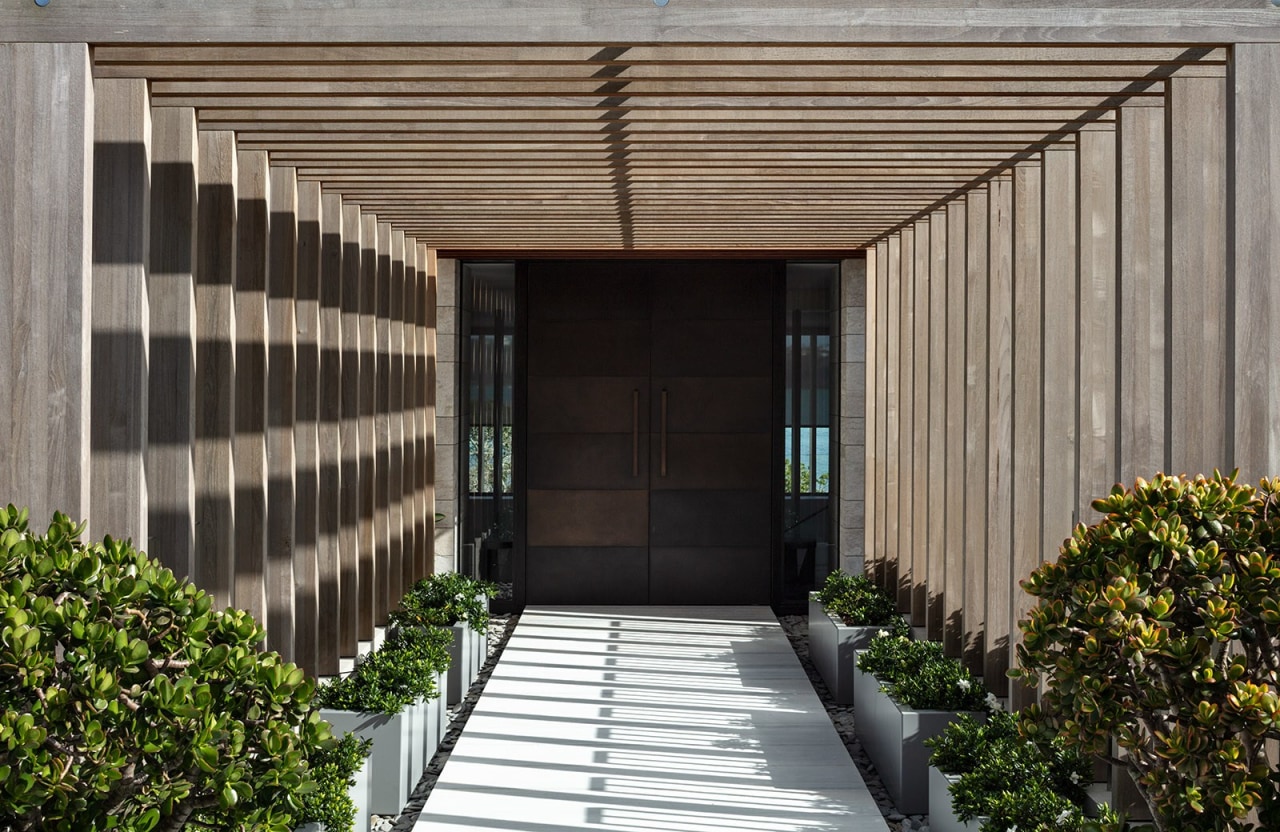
[374,221,393,621]
[961,187,989,677]
[1010,161,1043,712]
[896,227,914,614]
[91,77,150,545]
[925,212,947,643]
[317,190,345,676]
[233,149,269,627]
[294,178,322,676]
[358,212,378,638]
[194,130,237,609]
[910,220,929,627]
[882,236,901,603]
[0,44,93,530]
[339,202,363,656]
[147,106,197,577]
[942,202,966,660]
[984,173,1014,698]
[388,229,407,603]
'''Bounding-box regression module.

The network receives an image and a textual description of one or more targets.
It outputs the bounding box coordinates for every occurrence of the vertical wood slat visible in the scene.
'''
[403,238,421,585]
[194,130,237,609]
[872,241,891,588]
[910,220,930,627]
[374,221,393,623]
[863,244,879,582]
[339,203,364,655]
[0,44,94,533]
[233,150,269,627]
[147,106,197,578]
[1118,102,1169,483]
[926,212,948,642]
[1010,161,1044,711]
[1168,72,1229,477]
[1231,44,1280,483]
[389,229,408,605]
[358,212,378,641]
[317,190,344,676]
[265,165,298,661]
[942,200,967,659]
[1041,144,1079,558]
[985,173,1015,697]
[1077,124,1119,522]
[893,230,913,612]
[962,186,990,676]
[423,246,439,578]
[91,77,151,544]
[294,179,322,676]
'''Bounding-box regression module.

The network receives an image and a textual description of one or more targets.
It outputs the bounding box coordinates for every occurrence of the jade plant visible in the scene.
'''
[816,569,910,634]
[0,506,328,832]
[857,632,993,711]
[389,571,496,634]
[927,709,1108,832]
[1015,472,1280,832]
[314,624,452,714]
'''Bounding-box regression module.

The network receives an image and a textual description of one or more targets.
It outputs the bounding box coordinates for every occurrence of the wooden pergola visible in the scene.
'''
[2,2,1279,707]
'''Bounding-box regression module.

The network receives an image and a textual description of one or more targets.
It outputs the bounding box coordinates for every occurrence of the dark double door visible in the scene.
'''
[524,260,779,605]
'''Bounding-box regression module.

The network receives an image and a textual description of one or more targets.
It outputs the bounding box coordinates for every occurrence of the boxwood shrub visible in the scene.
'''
[313,625,452,715]
[816,569,909,634]
[857,633,991,712]
[388,571,497,633]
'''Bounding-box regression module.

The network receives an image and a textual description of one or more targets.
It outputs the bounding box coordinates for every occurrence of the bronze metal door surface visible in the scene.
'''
[524,260,776,605]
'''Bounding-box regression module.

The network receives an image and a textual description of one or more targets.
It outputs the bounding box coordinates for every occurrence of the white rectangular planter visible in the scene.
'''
[470,595,489,682]
[303,717,375,832]
[852,673,984,816]
[320,708,413,817]
[929,765,983,832]
[808,594,885,705]
[436,670,449,740]
[444,622,474,705]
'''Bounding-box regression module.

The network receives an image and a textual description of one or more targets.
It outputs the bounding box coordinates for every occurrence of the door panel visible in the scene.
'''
[526,489,648,547]
[524,259,777,605]
[526,547,649,604]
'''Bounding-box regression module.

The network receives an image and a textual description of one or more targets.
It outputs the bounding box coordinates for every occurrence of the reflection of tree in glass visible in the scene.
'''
[783,458,829,493]
[468,425,514,494]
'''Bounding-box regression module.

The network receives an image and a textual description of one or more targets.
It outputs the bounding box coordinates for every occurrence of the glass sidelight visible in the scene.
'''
[459,263,517,602]
[782,262,839,606]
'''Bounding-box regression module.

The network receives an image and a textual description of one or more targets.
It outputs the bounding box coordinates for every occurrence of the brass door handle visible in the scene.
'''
[632,389,640,477]
[660,388,668,478]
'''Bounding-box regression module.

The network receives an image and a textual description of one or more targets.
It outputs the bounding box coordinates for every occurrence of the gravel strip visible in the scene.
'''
[375,611,926,832]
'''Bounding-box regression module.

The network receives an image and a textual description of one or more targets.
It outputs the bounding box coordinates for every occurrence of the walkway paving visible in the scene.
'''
[412,606,887,832]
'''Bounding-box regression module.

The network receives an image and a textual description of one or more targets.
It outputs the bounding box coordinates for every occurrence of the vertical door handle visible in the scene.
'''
[632,389,640,477]
[660,388,668,478]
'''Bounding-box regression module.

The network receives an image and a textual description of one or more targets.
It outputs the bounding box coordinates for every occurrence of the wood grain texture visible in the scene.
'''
[1076,124,1118,523]
[358,212,379,638]
[374,221,394,622]
[1041,144,1078,559]
[871,241,889,588]
[338,202,364,655]
[147,106,197,579]
[402,237,421,585]
[962,186,990,676]
[1118,102,1168,483]
[1010,161,1043,711]
[388,228,408,604]
[910,219,930,626]
[895,228,915,612]
[1231,44,1280,484]
[194,130,238,609]
[316,189,344,676]
[3,5,1275,45]
[1168,73,1229,478]
[91,77,150,545]
[926,211,948,643]
[265,165,297,662]
[0,44,93,532]
[943,200,967,659]
[293,178,322,676]
[863,245,879,581]
[985,173,1014,697]
[423,246,439,577]
[233,149,269,626]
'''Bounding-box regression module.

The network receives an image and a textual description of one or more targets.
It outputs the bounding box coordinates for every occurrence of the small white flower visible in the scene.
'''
[956,678,971,691]
[1055,809,1073,825]
[876,629,890,638]
[985,692,1003,712]
[1070,771,1082,785]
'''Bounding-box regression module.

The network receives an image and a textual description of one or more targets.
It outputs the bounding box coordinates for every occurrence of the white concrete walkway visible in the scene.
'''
[413,606,886,832]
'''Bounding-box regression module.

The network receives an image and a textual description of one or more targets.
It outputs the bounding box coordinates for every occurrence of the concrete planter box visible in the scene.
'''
[444,622,474,705]
[852,669,984,815]
[807,593,891,705]
[929,766,984,832]
[471,595,489,682]
[296,723,374,832]
[320,708,417,816]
